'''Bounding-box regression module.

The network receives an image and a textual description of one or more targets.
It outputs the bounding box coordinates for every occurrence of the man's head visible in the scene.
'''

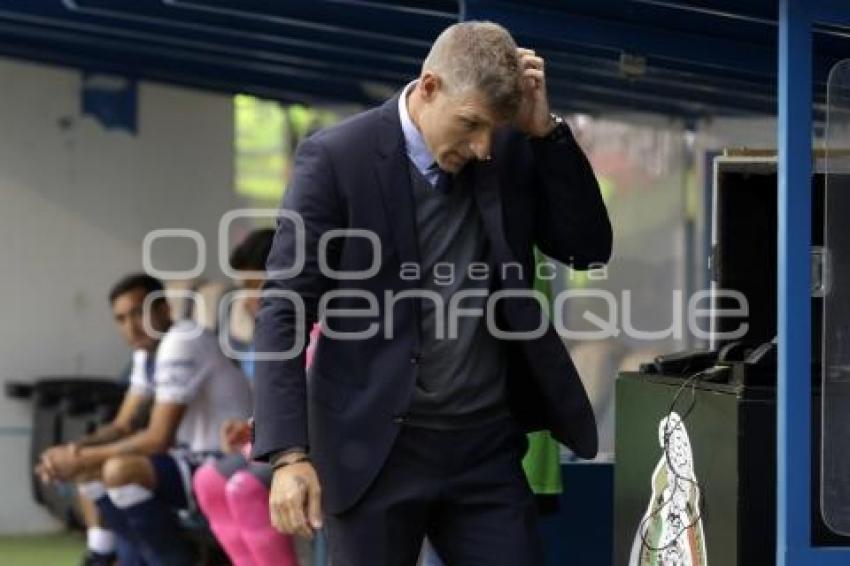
[408,21,522,173]
[229,228,275,318]
[109,273,171,352]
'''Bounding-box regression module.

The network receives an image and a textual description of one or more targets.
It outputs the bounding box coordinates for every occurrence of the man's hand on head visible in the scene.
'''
[268,451,323,539]
[513,47,555,138]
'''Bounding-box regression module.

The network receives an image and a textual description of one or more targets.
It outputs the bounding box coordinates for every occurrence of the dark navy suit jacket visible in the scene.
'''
[252,93,612,514]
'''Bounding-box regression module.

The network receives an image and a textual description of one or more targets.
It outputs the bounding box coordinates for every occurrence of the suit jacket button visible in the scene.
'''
[393,415,406,424]
[410,355,420,364]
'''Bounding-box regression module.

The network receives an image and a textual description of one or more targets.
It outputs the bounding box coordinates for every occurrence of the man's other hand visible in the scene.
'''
[269,454,323,539]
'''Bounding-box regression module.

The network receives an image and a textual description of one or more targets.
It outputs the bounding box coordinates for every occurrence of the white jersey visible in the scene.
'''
[128,348,156,398]
[128,320,253,453]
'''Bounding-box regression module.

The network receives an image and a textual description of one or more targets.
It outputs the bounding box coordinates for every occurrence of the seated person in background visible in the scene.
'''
[39,272,253,566]
[193,228,303,566]
[37,273,164,566]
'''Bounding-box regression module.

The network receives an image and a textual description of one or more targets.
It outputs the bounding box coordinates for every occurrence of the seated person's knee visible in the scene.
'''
[102,455,154,489]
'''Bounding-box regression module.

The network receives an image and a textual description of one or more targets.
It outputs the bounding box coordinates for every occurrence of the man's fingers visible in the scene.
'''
[272,478,310,538]
[287,480,314,539]
[269,462,322,539]
[269,498,289,534]
[519,68,546,91]
[270,487,295,535]
[521,55,545,70]
[269,477,294,534]
[287,500,312,539]
[308,481,324,530]
[284,499,302,537]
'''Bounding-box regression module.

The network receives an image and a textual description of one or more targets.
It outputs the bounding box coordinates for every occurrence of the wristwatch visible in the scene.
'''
[542,112,571,144]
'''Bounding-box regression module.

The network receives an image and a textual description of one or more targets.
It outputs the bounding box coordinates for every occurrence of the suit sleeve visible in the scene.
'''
[529,127,613,269]
[251,136,344,461]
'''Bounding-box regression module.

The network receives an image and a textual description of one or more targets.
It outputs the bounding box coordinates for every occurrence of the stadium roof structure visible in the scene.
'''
[0,0,847,122]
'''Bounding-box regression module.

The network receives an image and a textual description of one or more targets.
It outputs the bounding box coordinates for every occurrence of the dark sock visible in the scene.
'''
[93,496,145,566]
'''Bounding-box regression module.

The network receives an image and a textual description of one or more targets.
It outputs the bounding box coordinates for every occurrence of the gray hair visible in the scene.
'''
[422,21,522,120]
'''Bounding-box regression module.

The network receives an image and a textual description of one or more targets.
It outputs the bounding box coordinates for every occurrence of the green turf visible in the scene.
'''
[0,531,85,566]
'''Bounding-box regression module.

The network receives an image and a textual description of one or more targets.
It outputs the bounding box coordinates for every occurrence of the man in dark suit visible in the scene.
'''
[252,21,612,565]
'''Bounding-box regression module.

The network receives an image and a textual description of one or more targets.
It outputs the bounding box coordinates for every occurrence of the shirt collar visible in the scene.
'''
[398,80,436,176]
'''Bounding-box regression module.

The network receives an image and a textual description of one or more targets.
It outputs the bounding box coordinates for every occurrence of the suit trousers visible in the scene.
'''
[324,415,544,566]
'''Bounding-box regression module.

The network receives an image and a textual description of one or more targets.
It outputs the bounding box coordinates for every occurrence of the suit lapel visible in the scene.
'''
[470,160,543,336]
[374,95,421,288]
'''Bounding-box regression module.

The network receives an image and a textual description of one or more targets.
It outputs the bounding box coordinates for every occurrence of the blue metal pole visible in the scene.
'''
[777,0,812,564]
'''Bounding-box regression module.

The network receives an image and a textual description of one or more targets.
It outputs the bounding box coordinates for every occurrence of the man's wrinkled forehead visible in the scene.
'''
[449,90,504,126]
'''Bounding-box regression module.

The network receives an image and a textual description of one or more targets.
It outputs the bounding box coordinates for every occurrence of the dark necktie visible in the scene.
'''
[430,163,453,194]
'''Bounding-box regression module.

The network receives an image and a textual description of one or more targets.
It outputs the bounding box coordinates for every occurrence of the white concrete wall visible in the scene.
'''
[0,57,236,533]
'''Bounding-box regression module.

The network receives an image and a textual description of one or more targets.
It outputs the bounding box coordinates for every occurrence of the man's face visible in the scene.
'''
[111,287,170,351]
[414,73,505,174]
